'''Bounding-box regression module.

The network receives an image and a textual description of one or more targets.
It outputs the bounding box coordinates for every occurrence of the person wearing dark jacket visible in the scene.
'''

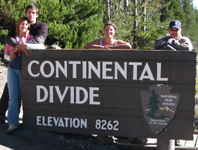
[154,20,193,51]
[0,4,48,123]
[5,4,48,54]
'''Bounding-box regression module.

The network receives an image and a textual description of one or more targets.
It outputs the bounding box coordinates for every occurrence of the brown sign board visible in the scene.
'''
[22,49,196,140]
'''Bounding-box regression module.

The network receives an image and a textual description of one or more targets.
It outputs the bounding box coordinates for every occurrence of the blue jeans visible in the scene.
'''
[7,67,22,125]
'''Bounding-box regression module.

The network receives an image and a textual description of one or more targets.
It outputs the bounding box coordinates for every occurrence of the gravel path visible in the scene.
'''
[0,61,7,96]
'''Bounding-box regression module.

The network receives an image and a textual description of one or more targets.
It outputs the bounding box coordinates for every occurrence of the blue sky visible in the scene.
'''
[193,0,198,9]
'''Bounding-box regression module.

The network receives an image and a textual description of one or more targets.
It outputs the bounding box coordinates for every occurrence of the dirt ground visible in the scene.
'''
[0,122,120,150]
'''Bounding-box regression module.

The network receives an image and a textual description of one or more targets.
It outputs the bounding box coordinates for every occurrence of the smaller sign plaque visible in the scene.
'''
[140,84,180,134]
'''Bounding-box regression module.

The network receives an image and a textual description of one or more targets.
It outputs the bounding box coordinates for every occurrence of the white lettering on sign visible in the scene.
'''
[162,102,175,106]
[157,63,168,81]
[40,61,54,78]
[95,119,119,131]
[114,62,127,79]
[161,95,177,99]
[161,94,177,107]
[102,62,113,79]
[37,116,87,128]
[139,63,154,81]
[36,85,100,105]
[128,62,142,80]
[149,119,168,126]
[27,60,168,81]
[68,61,81,78]
[28,60,40,77]
[55,61,67,78]
[165,99,173,102]
[88,61,100,79]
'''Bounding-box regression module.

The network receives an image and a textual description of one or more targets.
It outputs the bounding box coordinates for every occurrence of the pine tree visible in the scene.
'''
[1,0,198,50]
[106,0,166,49]
[181,0,197,42]
[159,0,184,23]
[0,0,33,55]
[146,90,160,119]
[0,0,104,49]
[194,8,198,48]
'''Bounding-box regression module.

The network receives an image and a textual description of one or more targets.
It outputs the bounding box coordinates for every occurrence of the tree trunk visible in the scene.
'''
[106,0,110,22]
[142,0,146,33]
[133,0,138,48]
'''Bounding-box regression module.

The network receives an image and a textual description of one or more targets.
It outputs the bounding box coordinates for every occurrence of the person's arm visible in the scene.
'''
[9,47,18,59]
[27,43,45,49]
[171,37,193,51]
[112,40,132,49]
[17,43,45,56]
[4,44,18,60]
[154,37,169,49]
[4,26,19,47]
[27,22,48,44]
[84,40,105,49]
[4,54,11,61]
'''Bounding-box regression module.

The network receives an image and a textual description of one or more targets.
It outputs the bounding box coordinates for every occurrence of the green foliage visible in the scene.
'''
[0,0,198,50]
[0,29,8,44]
[0,0,34,28]
[0,43,5,55]
[107,0,167,49]
[158,0,198,48]
[159,0,184,22]
[0,30,7,56]
[0,0,104,49]
[35,0,104,48]
[181,0,198,42]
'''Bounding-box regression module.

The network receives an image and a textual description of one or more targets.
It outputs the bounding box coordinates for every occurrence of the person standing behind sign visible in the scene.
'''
[154,20,191,146]
[5,4,48,53]
[0,4,48,124]
[154,20,193,51]
[84,23,132,49]
[4,17,34,134]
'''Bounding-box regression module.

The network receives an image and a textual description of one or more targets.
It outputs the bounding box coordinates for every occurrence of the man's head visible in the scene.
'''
[25,4,39,24]
[168,20,182,39]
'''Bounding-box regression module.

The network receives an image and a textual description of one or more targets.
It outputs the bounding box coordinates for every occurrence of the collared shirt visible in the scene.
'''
[4,34,34,70]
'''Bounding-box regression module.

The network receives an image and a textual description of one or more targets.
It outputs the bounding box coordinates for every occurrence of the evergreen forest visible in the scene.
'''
[0,0,198,53]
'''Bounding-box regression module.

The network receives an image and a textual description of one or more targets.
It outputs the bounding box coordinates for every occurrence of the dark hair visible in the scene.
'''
[103,23,116,30]
[26,4,39,14]
[15,17,30,35]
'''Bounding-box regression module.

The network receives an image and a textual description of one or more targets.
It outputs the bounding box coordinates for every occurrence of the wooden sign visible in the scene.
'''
[22,50,196,140]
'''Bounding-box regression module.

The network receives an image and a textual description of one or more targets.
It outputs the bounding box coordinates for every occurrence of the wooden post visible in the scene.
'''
[157,139,175,150]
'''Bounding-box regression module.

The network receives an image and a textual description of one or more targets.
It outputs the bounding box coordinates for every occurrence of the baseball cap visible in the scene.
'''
[169,20,181,29]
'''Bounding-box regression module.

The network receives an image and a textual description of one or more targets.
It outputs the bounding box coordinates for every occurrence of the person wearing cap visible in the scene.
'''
[154,20,193,51]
